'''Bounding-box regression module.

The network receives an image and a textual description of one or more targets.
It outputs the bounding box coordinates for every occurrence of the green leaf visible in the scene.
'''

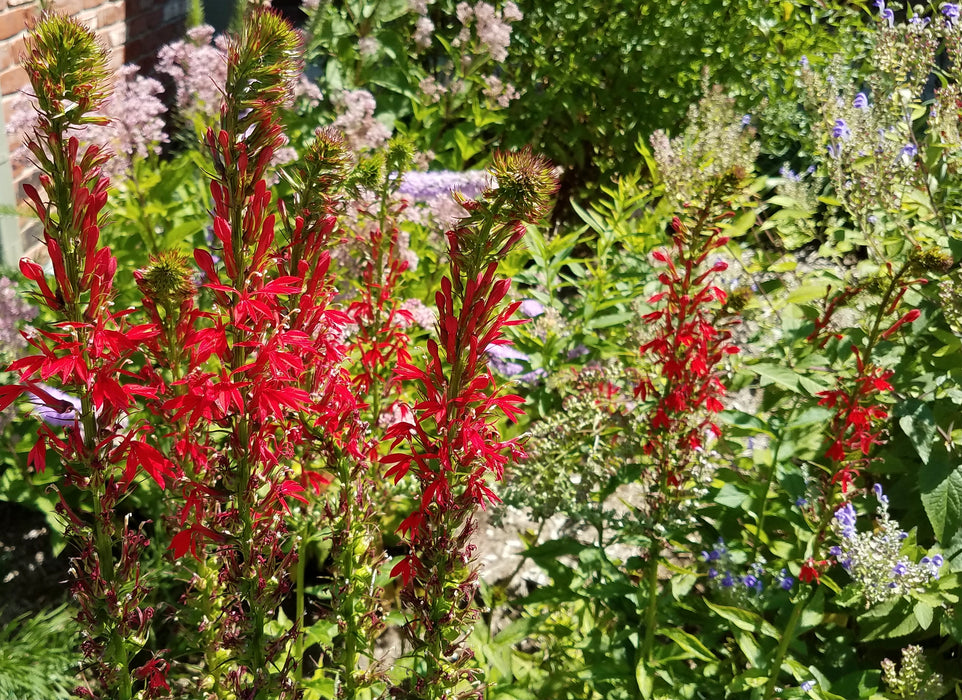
[704,600,780,638]
[714,483,751,509]
[914,601,934,630]
[660,628,717,662]
[919,447,962,542]
[635,658,654,699]
[786,282,831,304]
[585,311,634,329]
[751,363,800,392]
[896,399,937,465]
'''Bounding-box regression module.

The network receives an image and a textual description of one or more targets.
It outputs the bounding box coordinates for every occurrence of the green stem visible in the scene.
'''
[761,592,809,700]
[641,547,660,664]
[293,531,307,685]
[337,457,359,700]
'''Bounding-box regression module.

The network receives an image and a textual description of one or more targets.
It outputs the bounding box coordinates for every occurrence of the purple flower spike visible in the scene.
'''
[853,92,869,109]
[520,299,545,317]
[832,118,852,141]
[835,502,858,538]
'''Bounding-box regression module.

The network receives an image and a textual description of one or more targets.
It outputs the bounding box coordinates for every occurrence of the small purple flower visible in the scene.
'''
[741,114,752,127]
[835,502,858,538]
[485,342,529,362]
[853,92,869,109]
[795,496,808,508]
[708,567,718,579]
[799,55,809,69]
[778,569,794,590]
[944,3,960,23]
[567,345,589,360]
[882,7,895,25]
[832,118,852,141]
[892,562,908,577]
[743,574,758,589]
[721,572,735,588]
[900,143,918,160]
[829,545,842,557]
[519,299,545,318]
[872,483,889,505]
[932,554,945,568]
[827,143,843,159]
[801,680,816,692]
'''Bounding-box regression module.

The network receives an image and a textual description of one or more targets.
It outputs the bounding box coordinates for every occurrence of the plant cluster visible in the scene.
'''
[6,3,962,700]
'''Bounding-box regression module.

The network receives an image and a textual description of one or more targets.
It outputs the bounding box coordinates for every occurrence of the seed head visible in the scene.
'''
[136,251,196,307]
[487,147,558,223]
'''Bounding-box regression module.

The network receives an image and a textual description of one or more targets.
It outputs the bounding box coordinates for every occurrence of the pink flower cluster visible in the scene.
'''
[155,25,229,127]
[454,1,522,62]
[332,89,392,151]
[6,64,167,178]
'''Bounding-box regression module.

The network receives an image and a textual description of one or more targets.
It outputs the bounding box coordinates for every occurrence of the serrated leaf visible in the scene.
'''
[919,448,962,542]
[896,399,937,465]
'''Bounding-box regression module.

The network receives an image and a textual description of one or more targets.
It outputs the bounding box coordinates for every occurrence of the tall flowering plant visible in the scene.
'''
[0,14,177,699]
[136,12,361,699]
[384,148,557,698]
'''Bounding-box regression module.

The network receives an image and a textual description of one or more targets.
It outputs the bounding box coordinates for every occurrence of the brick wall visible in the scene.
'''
[0,0,188,264]
[0,0,188,117]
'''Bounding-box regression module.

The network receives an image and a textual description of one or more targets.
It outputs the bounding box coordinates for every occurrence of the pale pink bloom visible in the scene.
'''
[413,16,434,49]
[408,0,433,13]
[502,1,523,21]
[399,298,436,330]
[332,89,392,151]
[419,76,443,103]
[358,36,379,57]
[155,25,229,127]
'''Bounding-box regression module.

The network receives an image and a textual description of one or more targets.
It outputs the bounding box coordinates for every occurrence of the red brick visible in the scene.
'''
[126,8,162,39]
[52,0,84,16]
[0,6,36,42]
[0,64,27,96]
[96,3,123,28]
[0,35,25,72]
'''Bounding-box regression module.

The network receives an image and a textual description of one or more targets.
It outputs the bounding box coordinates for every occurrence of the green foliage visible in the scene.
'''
[0,605,80,700]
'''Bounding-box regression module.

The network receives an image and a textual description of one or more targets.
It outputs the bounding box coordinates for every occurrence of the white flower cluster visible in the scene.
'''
[830,486,944,606]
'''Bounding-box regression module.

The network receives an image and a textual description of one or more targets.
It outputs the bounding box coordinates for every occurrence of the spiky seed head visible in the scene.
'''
[303,127,353,193]
[23,13,110,124]
[488,147,558,223]
[137,251,196,307]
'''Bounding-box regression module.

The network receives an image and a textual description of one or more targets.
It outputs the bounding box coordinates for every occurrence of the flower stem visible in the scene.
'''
[762,591,810,700]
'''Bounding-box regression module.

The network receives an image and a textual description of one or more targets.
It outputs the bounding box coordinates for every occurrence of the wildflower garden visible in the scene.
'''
[4,0,962,698]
